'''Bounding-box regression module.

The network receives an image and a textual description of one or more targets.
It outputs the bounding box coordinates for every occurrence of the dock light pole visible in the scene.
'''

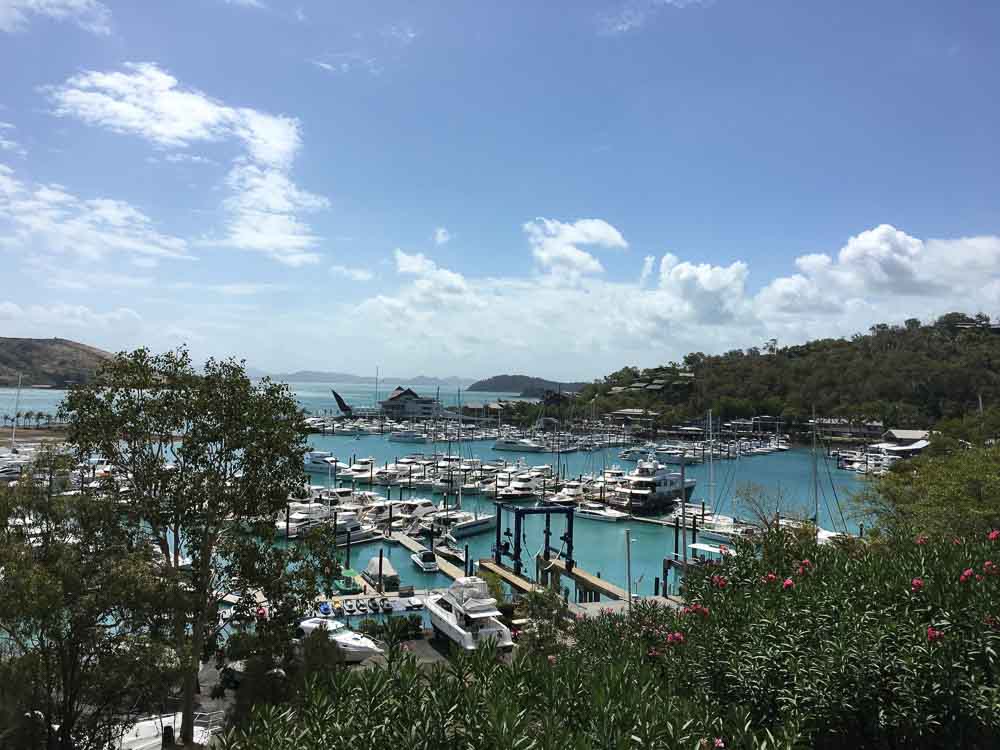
[625,527,633,614]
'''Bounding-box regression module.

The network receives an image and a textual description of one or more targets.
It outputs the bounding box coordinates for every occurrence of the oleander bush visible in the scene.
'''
[219,528,1000,750]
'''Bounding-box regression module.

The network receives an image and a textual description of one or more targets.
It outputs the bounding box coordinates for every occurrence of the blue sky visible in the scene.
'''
[1,0,999,379]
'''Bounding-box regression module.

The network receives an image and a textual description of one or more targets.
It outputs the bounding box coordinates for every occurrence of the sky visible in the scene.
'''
[1,0,999,380]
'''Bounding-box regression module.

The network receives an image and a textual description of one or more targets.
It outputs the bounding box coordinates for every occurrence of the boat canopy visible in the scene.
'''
[363,557,399,578]
[689,542,736,557]
[448,576,500,613]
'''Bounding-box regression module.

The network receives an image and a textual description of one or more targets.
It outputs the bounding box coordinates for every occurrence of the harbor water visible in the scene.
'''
[2,384,865,602]
[305,432,863,600]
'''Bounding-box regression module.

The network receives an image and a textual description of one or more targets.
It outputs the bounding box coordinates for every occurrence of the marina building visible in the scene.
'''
[379,387,442,420]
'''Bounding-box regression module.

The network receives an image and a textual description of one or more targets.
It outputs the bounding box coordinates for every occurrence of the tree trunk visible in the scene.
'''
[179,615,205,744]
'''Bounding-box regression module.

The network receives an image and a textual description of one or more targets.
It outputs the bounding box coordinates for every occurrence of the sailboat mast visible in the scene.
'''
[811,405,819,524]
[11,372,22,451]
[708,408,715,508]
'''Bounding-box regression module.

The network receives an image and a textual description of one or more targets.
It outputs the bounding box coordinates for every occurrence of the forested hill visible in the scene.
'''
[0,338,110,387]
[467,374,587,397]
[580,313,1000,427]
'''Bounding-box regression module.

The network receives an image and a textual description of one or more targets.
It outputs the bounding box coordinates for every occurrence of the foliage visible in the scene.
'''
[0,450,177,750]
[60,347,339,744]
[568,313,1000,430]
[220,528,1000,749]
[859,446,1000,538]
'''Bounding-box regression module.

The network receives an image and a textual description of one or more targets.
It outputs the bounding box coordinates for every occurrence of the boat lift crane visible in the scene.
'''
[492,503,575,579]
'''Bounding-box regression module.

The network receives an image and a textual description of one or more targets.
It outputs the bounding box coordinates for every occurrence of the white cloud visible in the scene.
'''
[223,0,265,8]
[329,220,1000,378]
[0,300,141,332]
[0,0,110,34]
[0,163,191,263]
[330,264,374,282]
[639,254,655,285]
[0,122,25,156]
[523,217,627,276]
[434,226,451,245]
[659,253,748,323]
[47,62,327,265]
[598,0,710,35]
[384,24,418,45]
[164,152,215,165]
[311,54,382,76]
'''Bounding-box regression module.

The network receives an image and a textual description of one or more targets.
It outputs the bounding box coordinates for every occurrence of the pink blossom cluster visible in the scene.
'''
[682,603,710,618]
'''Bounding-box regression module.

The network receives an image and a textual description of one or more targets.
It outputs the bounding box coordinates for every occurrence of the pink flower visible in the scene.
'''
[927,626,944,643]
[984,561,996,575]
[976,574,985,582]
[953,537,963,545]
[401,643,412,652]
[782,578,794,590]
[710,574,728,589]
[666,631,685,645]
[915,534,929,545]
[800,559,812,569]
[647,647,660,657]
[683,603,710,618]
[960,568,974,583]
[714,740,726,749]
[547,654,556,665]
[988,530,1000,542]
[911,577,924,593]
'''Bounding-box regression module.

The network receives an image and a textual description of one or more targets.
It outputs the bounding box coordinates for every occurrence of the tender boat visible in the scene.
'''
[295,617,383,662]
[425,577,513,652]
[411,548,440,572]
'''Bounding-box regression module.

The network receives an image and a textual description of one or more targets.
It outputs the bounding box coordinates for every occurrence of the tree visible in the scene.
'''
[858,446,1000,538]
[0,450,176,750]
[62,347,336,744]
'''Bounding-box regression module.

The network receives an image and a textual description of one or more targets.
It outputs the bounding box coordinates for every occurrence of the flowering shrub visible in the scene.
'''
[221,529,1000,750]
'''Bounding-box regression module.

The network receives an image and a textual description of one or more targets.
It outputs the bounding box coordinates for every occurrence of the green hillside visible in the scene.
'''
[0,337,111,387]
[577,312,1000,427]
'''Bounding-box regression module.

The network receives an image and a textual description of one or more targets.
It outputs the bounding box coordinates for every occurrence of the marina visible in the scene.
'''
[2,383,867,603]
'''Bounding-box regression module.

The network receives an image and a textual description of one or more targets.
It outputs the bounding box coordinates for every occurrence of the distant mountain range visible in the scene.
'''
[0,337,111,387]
[263,370,475,387]
[467,375,588,397]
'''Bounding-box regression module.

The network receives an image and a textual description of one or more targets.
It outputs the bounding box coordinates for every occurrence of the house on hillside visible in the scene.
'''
[882,429,930,445]
[379,387,442,420]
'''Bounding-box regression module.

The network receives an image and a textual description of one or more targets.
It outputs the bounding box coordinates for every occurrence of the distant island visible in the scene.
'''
[266,371,475,387]
[0,337,110,388]
[467,375,588,398]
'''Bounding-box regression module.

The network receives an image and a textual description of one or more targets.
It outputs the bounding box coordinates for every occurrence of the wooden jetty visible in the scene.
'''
[388,532,465,582]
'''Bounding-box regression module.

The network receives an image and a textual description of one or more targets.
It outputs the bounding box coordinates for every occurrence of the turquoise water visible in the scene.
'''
[306,433,864,599]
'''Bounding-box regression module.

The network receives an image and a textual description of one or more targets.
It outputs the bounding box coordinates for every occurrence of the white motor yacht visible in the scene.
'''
[425,577,513,652]
[411,548,439,572]
[295,617,383,662]
[575,501,629,522]
[493,437,546,453]
[544,481,586,507]
[609,459,696,514]
[389,429,430,443]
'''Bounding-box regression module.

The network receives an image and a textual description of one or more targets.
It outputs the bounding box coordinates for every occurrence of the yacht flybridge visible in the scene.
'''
[425,577,513,652]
